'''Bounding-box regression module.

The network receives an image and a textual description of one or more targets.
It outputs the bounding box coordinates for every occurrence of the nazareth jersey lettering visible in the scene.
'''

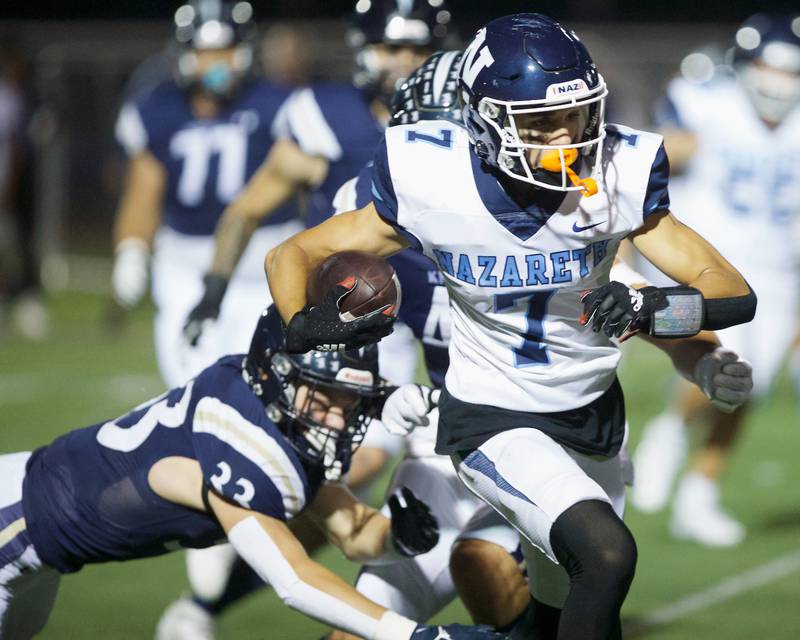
[656,74,800,275]
[115,79,297,236]
[274,83,384,227]
[370,121,669,413]
[22,356,323,573]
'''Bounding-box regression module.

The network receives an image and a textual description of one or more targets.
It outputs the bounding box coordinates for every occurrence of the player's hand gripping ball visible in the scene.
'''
[580,281,668,339]
[285,251,400,353]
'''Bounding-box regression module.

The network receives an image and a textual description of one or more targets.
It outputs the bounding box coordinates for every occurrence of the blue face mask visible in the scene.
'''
[201,62,234,95]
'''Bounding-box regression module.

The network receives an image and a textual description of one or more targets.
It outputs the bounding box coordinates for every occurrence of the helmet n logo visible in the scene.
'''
[461,28,495,89]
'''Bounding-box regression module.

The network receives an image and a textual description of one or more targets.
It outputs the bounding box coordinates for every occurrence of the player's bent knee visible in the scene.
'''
[450,538,529,627]
[550,500,637,594]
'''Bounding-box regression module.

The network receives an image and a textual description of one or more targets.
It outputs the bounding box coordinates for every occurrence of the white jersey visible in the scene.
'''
[371,121,669,413]
[662,74,800,276]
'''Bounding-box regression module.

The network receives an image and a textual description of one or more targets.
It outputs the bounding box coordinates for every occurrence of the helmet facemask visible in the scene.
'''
[469,77,607,193]
[264,352,385,481]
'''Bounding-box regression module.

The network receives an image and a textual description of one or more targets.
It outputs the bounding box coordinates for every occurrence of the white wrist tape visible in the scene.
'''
[373,610,419,640]
[227,517,416,639]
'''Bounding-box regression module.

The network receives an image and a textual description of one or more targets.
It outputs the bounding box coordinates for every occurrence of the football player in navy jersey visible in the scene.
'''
[182,0,454,390]
[111,0,304,389]
[265,15,757,640]
[0,305,511,640]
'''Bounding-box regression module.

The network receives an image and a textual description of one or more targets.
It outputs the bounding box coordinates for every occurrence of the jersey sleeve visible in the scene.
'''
[272,87,343,161]
[643,143,671,219]
[114,101,149,156]
[332,163,374,216]
[370,136,424,251]
[192,396,307,521]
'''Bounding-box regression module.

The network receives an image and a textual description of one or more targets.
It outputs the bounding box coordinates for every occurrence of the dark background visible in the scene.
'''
[0,0,798,23]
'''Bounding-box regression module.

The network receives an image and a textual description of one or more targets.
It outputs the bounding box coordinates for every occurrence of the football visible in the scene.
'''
[307,251,401,320]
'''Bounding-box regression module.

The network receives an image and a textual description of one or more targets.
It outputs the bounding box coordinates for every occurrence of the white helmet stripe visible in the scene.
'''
[432,50,460,104]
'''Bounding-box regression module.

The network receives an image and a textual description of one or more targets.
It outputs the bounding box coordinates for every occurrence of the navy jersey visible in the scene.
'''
[115,79,297,236]
[275,83,384,227]
[345,164,450,387]
[22,356,324,574]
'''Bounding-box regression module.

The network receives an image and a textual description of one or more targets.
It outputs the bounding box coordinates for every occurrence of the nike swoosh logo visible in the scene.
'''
[572,220,606,232]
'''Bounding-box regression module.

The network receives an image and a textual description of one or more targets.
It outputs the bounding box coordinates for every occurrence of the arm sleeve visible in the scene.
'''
[643,143,670,219]
[228,517,418,640]
[370,137,424,252]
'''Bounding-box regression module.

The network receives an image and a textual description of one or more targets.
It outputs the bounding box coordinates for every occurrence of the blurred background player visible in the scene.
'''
[181,0,455,389]
[157,5,455,636]
[110,0,303,388]
[631,12,800,547]
[0,39,47,341]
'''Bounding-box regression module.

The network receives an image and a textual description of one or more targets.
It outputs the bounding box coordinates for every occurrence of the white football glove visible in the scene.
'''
[382,384,441,436]
[112,237,149,308]
[693,347,753,413]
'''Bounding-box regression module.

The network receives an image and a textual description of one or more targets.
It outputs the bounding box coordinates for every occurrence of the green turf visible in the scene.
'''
[1,292,798,638]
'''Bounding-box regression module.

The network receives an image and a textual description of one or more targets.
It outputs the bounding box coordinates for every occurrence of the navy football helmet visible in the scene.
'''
[173,0,257,99]
[459,14,607,193]
[244,306,388,480]
[390,50,464,126]
[349,0,454,104]
[732,13,800,123]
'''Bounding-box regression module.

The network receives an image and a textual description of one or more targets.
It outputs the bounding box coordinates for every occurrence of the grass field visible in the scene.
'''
[2,291,799,639]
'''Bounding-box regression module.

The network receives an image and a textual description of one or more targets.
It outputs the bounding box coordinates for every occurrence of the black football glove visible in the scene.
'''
[183,274,229,346]
[412,623,509,639]
[388,487,439,557]
[580,281,668,339]
[285,281,394,353]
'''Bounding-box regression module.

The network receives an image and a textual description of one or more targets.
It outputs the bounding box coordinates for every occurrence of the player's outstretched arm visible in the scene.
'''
[183,139,328,345]
[111,150,166,309]
[306,483,439,564]
[600,210,757,337]
[629,210,751,299]
[611,256,754,412]
[208,489,420,639]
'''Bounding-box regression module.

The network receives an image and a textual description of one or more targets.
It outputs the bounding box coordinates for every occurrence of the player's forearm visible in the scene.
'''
[337,512,394,564]
[113,196,160,248]
[265,238,315,322]
[207,209,260,278]
[228,517,417,640]
[639,331,719,381]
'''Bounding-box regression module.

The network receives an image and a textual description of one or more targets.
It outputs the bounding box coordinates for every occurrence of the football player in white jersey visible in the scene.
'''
[631,12,800,547]
[265,14,756,640]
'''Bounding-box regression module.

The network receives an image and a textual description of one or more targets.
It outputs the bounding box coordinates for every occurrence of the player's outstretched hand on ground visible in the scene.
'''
[286,282,394,353]
[183,274,229,346]
[382,384,441,436]
[693,346,753,413]
[412,623,509,639]
[388,487,439,557]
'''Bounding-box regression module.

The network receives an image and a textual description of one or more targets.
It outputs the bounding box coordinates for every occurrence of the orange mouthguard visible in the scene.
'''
[540,149,598,197]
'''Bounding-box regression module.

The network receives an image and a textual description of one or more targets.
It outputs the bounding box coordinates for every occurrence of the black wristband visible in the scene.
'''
[201,273,229,306]
[702,284,757,331]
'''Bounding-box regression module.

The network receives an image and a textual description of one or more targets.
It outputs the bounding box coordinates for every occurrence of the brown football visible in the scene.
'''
[307,251,401,320]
